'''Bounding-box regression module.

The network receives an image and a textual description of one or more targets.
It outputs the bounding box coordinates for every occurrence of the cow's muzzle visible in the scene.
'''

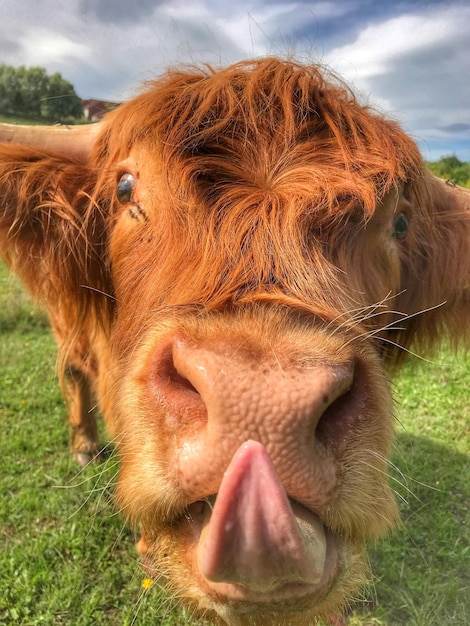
[148,335,357,598]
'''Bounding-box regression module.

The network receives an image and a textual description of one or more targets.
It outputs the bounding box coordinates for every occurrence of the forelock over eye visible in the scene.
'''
[116,173,136,204]
[392,212,409,240]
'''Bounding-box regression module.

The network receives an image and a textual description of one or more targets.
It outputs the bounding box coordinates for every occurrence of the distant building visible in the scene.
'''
[81,99,121,121]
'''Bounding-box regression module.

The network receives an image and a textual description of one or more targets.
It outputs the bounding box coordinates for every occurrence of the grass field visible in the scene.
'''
[0,114,46,126]
[0,261,468,625]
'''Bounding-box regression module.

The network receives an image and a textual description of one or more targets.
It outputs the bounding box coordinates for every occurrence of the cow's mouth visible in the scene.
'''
[188,499,338,606]
[182,440,339,607]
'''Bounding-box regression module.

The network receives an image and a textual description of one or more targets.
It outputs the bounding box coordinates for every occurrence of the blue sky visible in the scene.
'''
[1,0,469,161]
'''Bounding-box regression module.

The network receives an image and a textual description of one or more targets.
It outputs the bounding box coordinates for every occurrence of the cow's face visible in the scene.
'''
[99,135,413,623]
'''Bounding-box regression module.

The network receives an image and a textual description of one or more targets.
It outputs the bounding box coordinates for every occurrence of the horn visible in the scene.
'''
[430,173,470,293]
[431,173,470,202]
[0,122,101,161]
[431,174,470,230]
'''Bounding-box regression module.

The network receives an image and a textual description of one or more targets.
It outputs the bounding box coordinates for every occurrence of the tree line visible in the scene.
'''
[426,155,470,188]
[0,64,83,122]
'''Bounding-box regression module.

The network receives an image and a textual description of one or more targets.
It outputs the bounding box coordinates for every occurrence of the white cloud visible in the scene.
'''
[18,30,91,67]
[324,5,470,105]
[327,10,459,72]
[316,3,470,160]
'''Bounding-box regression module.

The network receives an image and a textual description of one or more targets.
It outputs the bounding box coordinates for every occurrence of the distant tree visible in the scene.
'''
[0,64,83,122]
[41,72,83,122]
[427,155,470,188]
[19,66,50,117]
[0,64,22,115]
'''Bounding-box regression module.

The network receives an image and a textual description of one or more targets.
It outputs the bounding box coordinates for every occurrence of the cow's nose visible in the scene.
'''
[151,336,355,501]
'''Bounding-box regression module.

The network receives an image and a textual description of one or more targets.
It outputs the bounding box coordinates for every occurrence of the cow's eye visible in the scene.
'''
[117,173,136,204]
[392,212,409,240]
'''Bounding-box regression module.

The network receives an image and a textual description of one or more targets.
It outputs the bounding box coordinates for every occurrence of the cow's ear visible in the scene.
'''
[0,141,113,330]
[393,173,470,359]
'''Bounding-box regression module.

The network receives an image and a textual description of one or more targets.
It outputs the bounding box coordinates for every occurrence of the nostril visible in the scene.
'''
[151,342,207,428]
[314,362,357,448]
[153,343,199,394]
[167,359,199,395]
[315,387,352,446]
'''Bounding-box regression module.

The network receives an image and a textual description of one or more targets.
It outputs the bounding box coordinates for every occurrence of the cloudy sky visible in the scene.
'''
[1,0,469,160]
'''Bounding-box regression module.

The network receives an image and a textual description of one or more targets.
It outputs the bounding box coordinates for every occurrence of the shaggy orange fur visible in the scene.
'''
[0,58,469,624]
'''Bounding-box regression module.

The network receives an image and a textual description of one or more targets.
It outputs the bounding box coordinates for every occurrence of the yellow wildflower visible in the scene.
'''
[142,578,154,590]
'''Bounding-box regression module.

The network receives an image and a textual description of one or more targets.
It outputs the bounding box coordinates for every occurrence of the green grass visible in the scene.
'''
[0,114,47,126]
[0,114,91,126]
[0,261,469,625]
[349,354,469,625]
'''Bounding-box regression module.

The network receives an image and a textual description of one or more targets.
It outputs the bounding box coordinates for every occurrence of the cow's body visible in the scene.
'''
[0,58,469,625]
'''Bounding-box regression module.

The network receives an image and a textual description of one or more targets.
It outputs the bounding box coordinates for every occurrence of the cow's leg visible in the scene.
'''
[65,365,100,466]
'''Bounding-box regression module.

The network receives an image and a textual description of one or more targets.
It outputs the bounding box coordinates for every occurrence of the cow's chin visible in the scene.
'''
[138,502,367,625]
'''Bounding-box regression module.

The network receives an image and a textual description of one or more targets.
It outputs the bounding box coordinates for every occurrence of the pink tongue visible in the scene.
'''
[197,440,327,593]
